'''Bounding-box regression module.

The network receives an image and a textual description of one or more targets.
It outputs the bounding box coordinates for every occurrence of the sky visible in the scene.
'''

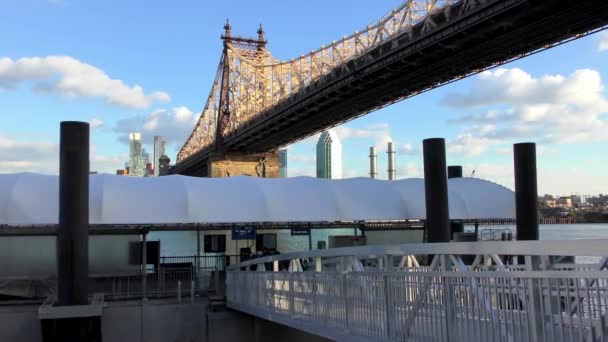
[1,0,607,196]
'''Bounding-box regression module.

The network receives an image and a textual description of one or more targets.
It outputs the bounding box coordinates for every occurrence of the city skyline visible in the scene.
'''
[0,1,607,194]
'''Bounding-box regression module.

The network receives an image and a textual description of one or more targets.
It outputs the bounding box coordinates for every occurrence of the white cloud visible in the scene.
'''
[444,68,608,151]
[0,56,170,109]
[0,136,128,175]
[89,117,104,129]
[288,167,315,177]
[114,106,198,147]
[334,123,392,148]
[396,143,419,155]
[463,163,514,190]
[443,68,605,108]
[0,135,58,172]
[599,31,608,52]
[399,162,422,178]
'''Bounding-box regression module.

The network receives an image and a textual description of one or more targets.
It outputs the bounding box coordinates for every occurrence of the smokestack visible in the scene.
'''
[369,147,377,178]
[387,142,396,180]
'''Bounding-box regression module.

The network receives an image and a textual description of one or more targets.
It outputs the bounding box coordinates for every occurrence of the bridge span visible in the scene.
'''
[227,239,608,341]
[173,0,608,176]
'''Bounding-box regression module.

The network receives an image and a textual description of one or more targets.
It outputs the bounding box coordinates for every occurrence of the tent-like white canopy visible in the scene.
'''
[0,173,515,225]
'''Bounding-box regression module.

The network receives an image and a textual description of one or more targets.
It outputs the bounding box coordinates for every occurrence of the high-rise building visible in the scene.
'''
[153,136,166,177]
[158,155,171,176]
[316,130,342,179]
[278,149,287,178]
[129,133,146,177]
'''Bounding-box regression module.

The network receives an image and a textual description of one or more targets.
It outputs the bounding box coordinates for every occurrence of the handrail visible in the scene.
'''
[230,239,608,269]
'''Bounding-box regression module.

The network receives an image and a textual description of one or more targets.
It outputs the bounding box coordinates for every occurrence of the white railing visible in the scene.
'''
[227,240,608,342]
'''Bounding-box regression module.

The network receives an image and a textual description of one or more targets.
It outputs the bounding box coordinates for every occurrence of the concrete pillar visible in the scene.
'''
[57,121,89,306]
[448,165,465,239]
[423,138,450,243]
[514,143,539,241]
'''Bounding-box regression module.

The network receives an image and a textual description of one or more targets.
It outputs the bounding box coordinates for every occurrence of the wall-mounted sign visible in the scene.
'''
[232,226,256,240]
[290,227,310,236]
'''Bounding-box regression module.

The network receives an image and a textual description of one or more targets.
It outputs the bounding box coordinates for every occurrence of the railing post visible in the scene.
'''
[343,273,349,331]
[289,273,295,317]
[384,255,394,340]
[314,257,321,321]
[195,224,200,290]
[441,255,456,341]
[141,230,147,299]
[177,280,182,304]
[525,256,544,341]
[190,280,195,303]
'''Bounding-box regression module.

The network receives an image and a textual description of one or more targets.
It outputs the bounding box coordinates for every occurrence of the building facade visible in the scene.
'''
[316,130,342,179]
[153,136,166,177]
[129,133,146,177]
[278,149,287,178]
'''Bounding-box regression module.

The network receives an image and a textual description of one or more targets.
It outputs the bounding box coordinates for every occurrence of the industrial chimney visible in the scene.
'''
[369,147,377,178]
[387,142,396,180]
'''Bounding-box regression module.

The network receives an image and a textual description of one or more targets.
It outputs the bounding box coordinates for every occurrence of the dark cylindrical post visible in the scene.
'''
[447,166,462,179]
[514,143,539,241]
[57,121,90,306]
[447,165,464,239]
[423,138,450,243]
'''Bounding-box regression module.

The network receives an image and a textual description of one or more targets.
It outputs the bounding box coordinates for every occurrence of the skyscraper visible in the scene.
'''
[278,149,287,178]
[153,136,166,177]
[316,130,342,179]
[129,132,146,177]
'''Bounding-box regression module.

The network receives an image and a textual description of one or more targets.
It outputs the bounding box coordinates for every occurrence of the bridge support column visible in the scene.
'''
[208,151,281,178]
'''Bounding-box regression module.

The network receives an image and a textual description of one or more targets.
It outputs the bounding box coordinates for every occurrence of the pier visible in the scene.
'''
[227,240,608,341]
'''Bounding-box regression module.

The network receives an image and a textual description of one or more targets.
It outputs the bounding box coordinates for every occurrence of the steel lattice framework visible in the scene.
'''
[176,0,608,171]
[178,0,465,163]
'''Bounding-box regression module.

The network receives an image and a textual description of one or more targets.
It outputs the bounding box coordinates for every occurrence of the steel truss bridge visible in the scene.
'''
[173,0,608,175]
[227,239,608,341]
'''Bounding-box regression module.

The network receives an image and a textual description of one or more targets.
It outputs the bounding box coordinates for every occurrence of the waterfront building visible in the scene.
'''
[153,136,166,177]
[278,149,287,178]
[557,196,573,208]
[316,130,342,179]
[128,132,146,177]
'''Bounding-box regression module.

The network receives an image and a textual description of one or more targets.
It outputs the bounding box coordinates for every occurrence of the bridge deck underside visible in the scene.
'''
[174,0,608,175]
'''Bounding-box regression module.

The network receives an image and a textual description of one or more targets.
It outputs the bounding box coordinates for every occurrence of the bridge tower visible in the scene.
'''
[175,21,281,178]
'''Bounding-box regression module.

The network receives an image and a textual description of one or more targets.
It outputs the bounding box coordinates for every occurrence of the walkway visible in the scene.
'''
[227,240,608,341]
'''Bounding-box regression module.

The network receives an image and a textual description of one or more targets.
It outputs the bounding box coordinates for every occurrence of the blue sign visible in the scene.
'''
[232,226,256,240]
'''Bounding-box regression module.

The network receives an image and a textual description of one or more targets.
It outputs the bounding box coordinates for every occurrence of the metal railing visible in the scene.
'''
[479,228,513,241]
[227,240,608,341]
[0,254,239,302]
[160,254,241,271]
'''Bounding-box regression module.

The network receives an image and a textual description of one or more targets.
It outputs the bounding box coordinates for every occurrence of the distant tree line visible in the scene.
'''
[539,206,608,223]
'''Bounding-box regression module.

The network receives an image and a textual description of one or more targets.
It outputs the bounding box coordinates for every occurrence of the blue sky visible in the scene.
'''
[1,0,607,195]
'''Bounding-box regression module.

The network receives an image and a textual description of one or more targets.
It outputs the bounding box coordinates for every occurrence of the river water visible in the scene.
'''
[149,223,608,257]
